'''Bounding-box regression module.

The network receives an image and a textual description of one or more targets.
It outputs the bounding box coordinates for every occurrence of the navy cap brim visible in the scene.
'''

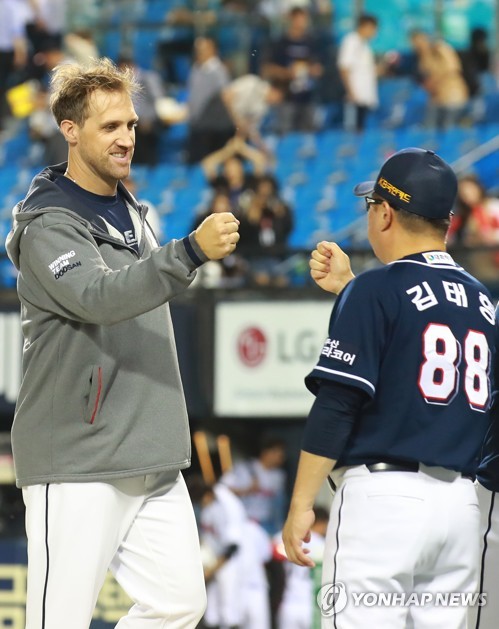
[353,181,376,197]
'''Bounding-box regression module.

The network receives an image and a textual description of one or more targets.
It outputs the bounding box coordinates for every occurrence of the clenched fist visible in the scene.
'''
[310,241,355,294]
[194,212,240,260]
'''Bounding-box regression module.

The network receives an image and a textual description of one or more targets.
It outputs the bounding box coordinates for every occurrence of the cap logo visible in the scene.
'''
[378,177,411,203]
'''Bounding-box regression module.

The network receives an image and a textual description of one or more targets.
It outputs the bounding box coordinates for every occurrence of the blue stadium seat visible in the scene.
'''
[143,0,171,22]
[133,29,161,70]
[483,93,499,124]
[161,211,195,241]
[101,30,122,61]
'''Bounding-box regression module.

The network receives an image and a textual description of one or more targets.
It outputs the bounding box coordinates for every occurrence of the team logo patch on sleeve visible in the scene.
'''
[321,338,357,366]
[48,250,82,279]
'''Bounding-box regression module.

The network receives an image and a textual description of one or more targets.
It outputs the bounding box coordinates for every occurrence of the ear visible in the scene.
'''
[377,202,395,232]
[60,119,79,146]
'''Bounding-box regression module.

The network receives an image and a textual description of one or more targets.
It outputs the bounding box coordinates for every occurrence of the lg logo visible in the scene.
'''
[237,327,267,367]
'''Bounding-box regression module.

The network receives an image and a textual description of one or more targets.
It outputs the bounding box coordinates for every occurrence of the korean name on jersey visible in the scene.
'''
[306,252,497,475]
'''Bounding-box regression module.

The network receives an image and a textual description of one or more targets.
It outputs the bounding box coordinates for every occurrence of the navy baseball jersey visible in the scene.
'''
[305,251,496,475]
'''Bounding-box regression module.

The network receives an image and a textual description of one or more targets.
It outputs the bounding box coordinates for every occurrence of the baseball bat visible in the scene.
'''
[217,434,232,474]
[193,430,216,485]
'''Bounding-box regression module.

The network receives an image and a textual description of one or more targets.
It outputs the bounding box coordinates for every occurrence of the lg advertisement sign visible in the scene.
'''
[214,301,332,417]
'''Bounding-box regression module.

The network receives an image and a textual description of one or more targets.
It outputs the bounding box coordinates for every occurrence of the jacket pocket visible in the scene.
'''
[85,365,103,425]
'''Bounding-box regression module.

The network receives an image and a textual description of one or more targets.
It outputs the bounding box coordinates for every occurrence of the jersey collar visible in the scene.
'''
[396,251,458,267]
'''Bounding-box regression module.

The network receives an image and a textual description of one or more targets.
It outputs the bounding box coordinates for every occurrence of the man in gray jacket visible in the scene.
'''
[5,58,240,628]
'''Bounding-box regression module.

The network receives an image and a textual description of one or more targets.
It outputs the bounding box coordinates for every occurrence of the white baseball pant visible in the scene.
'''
[322,464,480,629]
[23,470,206,628]
[468,482,499,628]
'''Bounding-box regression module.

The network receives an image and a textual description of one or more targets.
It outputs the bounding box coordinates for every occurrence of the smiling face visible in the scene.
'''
[63,88,138,195]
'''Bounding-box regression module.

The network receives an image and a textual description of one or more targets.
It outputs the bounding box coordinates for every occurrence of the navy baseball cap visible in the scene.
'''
[353,148,457,219]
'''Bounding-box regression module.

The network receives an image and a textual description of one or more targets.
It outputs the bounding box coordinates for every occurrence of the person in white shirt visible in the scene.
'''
[240,519,273,629]
[190,477,247,629]
[337,14,379,132]
[221,74,284,150]
[222,437,287,535]
[187,36,231,163]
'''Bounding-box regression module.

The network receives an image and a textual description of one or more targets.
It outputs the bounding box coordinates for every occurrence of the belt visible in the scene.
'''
[367,462,419,473]
[367,462,475,482]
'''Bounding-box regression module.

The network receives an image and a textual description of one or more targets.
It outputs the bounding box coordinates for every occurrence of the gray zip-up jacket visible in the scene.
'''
[5,164,209,487]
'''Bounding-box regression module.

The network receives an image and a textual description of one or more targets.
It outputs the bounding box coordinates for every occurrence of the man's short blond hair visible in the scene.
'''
[49,58,140,126]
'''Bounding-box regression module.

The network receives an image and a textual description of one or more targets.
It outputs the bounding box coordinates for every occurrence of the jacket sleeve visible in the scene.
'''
[18,214,206,325]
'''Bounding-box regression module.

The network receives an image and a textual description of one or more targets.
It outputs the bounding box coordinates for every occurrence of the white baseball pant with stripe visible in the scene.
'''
[468,482,499,628]
[23,470,206,628]
[322,464,480,629]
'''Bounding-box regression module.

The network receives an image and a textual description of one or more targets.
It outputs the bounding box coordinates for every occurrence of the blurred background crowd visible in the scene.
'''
[1,1,499,627]
[0,0,499,290]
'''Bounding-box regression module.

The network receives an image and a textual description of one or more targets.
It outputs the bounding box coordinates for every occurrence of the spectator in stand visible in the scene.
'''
[224,74,285,144]
[459,27,491,123]
[255,0,332,73]
[258,0,331,20]
[26,0,67,57]
[263,6,323,134]
[448,174,499,282]
[449,175,499,246]
[0,0,29,130]
[198,74,285,154]
[221,437,287,535]
[157,0,219,85]
[238,174,294,287]
[468,27,491,75]
[410,31,469,129]
[337,14,379,132]
[187,36,231,164]
[201,135,268,211]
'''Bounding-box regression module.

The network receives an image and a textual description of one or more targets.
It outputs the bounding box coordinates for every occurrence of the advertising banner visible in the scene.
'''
[214,301,332,417]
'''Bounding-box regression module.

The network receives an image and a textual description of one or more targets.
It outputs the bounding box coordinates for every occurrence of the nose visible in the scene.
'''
[116,126,135,149]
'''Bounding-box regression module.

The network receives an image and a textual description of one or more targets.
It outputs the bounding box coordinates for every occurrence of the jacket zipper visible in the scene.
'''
[90,231,140,257]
